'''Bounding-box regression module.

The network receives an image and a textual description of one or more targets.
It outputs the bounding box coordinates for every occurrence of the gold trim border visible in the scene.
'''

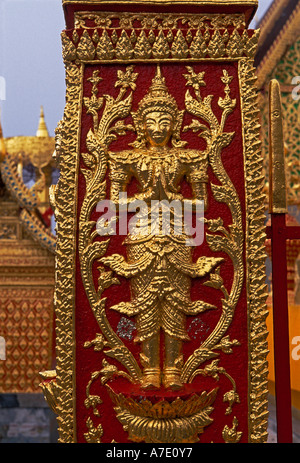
[239,58,269,443]
[63,0,258,7]
[256,0,290,47]
[61,20,260,63]
[52,62,83,443]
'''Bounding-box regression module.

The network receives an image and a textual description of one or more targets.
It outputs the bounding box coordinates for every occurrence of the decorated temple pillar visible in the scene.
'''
[42,0,269,443]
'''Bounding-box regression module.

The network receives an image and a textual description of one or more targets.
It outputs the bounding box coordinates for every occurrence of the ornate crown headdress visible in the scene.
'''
[131,66,186,148]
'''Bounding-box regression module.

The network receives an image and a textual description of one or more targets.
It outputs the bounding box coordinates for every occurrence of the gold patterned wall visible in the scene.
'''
[0,195,55,392]
[257,21,300,408]
[259,37,300,209]
[0,112,56,393]
[259,34,300,307]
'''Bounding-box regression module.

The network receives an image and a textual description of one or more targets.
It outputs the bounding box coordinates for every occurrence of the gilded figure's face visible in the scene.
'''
[144,111,173,147]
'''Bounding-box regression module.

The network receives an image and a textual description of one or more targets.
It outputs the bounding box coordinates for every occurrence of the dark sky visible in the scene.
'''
[0,0,272,139]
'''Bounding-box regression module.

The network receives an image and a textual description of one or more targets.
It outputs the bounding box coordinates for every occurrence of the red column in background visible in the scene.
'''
[267,214,300,443]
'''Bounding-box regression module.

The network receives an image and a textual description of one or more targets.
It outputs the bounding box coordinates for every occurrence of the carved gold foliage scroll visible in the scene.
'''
[77,62,268,443]
[46,3,269,444]
[77,64,244,442]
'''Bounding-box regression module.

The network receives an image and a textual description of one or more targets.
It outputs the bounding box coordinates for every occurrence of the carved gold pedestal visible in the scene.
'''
[108,385,218,443]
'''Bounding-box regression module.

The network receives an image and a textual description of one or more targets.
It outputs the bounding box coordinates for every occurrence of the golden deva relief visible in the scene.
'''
[102,67,224,391]
[78,64,246,442]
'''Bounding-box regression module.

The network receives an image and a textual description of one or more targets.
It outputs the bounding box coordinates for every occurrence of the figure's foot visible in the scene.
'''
[162,368,183,390]
[140,368,161,390]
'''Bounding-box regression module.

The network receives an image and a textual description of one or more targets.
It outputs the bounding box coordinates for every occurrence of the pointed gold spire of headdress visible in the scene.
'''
[137,65,178,119]
[36,106,49,138]
[148,65,169,94]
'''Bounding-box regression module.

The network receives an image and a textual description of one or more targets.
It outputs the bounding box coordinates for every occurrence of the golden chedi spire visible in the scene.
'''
[0,109,6,162]
[36,106,49,138]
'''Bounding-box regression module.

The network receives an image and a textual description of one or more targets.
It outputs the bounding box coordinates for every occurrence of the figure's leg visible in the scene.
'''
[163,334,183,390]
[140,333,161,390]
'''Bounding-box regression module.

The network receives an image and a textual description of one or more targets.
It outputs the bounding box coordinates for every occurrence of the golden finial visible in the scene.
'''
[0,108,6,162]
[36,106,49,138]
[268,79,287,214]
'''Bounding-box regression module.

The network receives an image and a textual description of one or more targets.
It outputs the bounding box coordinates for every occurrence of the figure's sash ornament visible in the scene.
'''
[41,0,269,443]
